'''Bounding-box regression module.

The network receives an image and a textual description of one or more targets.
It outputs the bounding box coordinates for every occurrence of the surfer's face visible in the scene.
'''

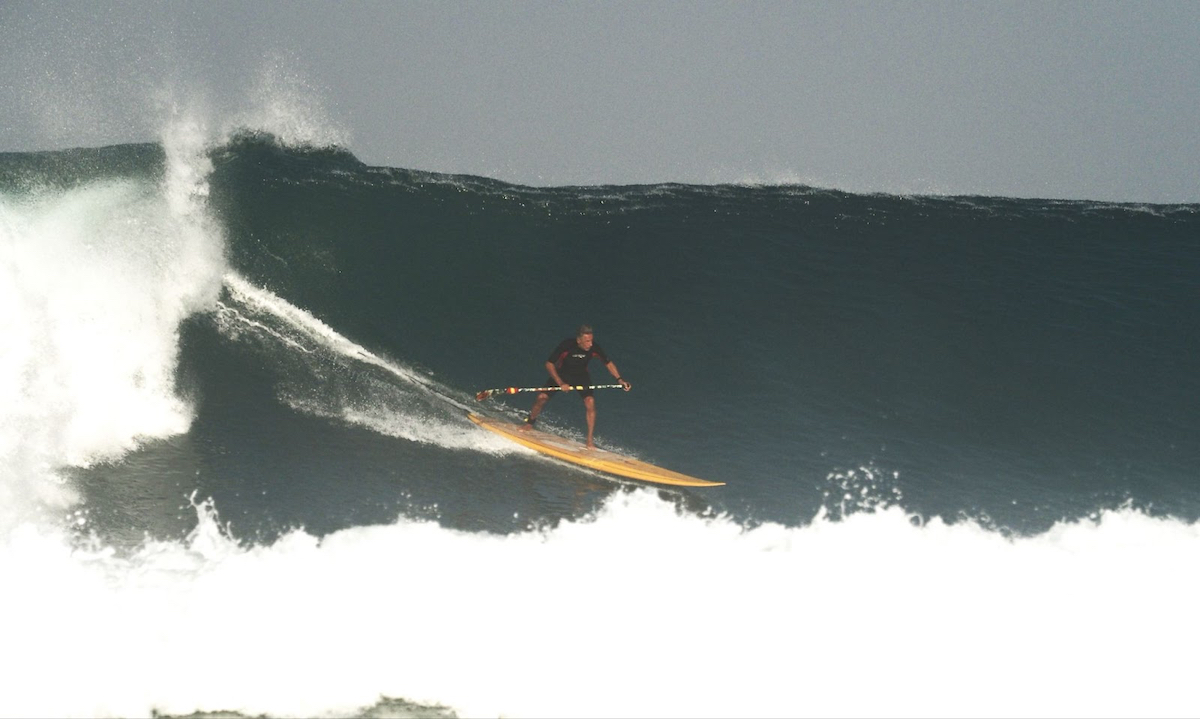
[577,333,594,350]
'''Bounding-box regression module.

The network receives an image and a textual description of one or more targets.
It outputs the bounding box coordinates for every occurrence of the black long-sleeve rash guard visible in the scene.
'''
[547,338,610,382]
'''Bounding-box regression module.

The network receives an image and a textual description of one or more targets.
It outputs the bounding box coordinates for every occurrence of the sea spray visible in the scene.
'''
[223,51,351,150]
[0,120,226,532]
[215,273,516,452]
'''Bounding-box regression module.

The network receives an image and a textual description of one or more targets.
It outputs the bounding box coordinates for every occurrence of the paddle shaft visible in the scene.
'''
[476,383,624,401]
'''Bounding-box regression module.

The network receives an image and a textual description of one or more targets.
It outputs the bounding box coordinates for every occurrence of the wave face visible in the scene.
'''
[2,136,1199,718]
[205,135,1199,531]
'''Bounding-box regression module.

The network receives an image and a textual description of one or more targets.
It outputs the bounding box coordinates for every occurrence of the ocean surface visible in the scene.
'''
[2,129,1198,718]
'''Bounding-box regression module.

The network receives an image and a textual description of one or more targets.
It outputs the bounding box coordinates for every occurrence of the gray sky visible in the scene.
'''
[3,1,1198,202]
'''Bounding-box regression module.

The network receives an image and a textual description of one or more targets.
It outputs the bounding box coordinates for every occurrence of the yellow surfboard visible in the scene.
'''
[467,413,725,487]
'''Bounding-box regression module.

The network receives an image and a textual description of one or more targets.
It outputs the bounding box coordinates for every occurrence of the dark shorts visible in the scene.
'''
[545,375,593,399]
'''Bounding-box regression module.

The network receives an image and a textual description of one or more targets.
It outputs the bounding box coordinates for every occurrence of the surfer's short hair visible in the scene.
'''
[577,324,594,338]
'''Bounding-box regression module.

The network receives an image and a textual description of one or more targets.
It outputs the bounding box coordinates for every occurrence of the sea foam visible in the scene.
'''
[1,489,1196,718]
[0,119,225,530]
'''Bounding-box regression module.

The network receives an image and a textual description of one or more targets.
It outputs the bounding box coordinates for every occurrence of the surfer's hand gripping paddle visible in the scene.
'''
[475,383,626,401]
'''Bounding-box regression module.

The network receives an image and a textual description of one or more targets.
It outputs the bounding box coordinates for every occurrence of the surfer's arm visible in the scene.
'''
[546,361,570,390]
[605,361,632,391]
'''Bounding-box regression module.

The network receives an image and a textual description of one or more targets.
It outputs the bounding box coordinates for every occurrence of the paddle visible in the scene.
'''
[475,383,625,401]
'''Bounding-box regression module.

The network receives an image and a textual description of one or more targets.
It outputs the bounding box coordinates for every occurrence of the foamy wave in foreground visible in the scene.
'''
[3,489,1196,718]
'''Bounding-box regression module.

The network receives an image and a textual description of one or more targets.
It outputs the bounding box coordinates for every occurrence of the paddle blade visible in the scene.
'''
[476,386,522,401]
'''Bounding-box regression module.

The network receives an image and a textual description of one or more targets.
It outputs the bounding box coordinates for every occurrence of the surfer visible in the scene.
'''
[522,324,631,449]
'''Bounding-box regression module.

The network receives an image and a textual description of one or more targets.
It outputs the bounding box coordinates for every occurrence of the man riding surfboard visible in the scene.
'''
[522,324,631,449]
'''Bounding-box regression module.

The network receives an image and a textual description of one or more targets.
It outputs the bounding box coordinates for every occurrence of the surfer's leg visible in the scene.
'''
[522,391,552,431]
[583,395,597,449]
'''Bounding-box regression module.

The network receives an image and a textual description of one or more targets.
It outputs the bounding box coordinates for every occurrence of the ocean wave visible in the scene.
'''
[4,489,1198,718]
